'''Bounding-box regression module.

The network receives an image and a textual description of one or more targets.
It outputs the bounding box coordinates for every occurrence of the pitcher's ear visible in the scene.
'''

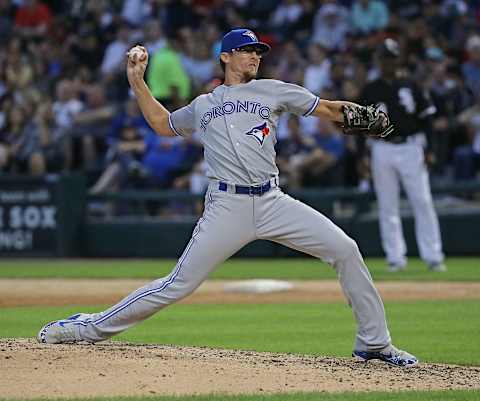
[219,52,230,64]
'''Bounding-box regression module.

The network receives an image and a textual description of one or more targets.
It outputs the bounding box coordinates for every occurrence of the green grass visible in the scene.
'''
[7,390,479,401]
[2,300,479,365]
[0,257,479,281]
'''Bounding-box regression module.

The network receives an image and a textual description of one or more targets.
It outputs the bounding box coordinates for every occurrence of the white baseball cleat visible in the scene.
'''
[37,313,94,344]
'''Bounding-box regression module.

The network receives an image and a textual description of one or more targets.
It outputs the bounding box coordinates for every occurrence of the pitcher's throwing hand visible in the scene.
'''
[126,46,148,84]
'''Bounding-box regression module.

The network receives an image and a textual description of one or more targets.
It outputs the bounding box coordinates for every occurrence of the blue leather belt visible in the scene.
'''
[218,180,273,196]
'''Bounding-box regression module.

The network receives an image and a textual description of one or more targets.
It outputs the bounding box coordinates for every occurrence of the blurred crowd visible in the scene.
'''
[1,0,480,201]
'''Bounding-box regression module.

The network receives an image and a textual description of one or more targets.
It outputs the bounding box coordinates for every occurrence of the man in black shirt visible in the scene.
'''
[361,39,446,272]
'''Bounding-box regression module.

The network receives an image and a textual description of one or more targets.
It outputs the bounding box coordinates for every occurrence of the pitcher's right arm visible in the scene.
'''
[126,46,175,137]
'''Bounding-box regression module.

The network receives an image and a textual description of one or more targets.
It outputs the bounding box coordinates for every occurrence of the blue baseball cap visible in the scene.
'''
[220,28,271,55]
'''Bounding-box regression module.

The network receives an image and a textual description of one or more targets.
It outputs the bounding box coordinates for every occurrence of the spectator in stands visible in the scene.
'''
[328,63,350,99]
[163,0,201,37]
[426,56,470,176]
[287,0,316,46]
[269,0,304,40]
[0,141,7,171]
[403,16,430,70]
[51,79,84,169]
[140,135,201,189]
[422,1,447,38]
[462,35,480,97]
[1,106,43,175]
[0,94,11,171]
[179,29,216,91]
[276,115,317,189]
[204,23,222,59]
[270,41,305,84]
[453,94,480,180]
[311,1,350,51]
[147,38,191,108]
[29,41,53,95]
[447,7,477,51]
[71,84,117,171]
[121,0,152,28]
[31,99,67,173]
[278,115,345,189]
[93,97,153,195]
[351,0,389,34]
[0,54,7,101]
[100,21,132,78]
[143,19,167,55]
[303,43,331,95]
[69,26,106,74]
[14,0,52,39]
[303,119,346,187]
[0,0,14,45]
[90,123,146,194]
[4,37,34,93]
[106,97,151,147]
[53,80,84,130]
[0,90,12,128]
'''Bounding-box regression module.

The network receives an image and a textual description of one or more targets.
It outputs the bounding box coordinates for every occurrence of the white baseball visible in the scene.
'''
[128,47,146,62]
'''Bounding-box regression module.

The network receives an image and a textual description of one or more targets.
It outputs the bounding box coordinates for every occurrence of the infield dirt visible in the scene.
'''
[1,278,480,307]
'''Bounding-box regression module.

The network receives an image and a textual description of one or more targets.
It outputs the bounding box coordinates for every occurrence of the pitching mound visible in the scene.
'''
[1,339,479,400]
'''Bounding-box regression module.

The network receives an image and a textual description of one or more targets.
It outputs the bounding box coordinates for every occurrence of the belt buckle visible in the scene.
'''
[249,185,259,196]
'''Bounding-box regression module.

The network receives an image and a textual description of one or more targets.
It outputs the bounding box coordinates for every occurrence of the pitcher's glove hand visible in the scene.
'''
[342,104,394,138]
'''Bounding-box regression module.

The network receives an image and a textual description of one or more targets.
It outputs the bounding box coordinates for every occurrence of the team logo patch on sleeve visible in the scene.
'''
[245,122,270,146]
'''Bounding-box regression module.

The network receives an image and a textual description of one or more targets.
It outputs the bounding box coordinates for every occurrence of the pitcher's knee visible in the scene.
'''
[167,276,203,301]
[336,236,360,262]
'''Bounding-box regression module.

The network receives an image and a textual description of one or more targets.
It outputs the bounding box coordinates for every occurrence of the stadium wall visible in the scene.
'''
[0,175,479,258]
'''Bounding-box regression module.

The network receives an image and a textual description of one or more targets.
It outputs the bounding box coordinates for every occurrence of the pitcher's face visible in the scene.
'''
[222,45,263,81]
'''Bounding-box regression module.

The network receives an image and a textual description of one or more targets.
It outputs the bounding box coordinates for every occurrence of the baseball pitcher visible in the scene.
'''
[38,29,417,367]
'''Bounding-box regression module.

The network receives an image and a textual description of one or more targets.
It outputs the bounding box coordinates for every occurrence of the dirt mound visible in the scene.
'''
[1,339,479,400]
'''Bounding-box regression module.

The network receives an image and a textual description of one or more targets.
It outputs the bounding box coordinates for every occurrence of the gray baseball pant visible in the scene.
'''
[77,182,391,351]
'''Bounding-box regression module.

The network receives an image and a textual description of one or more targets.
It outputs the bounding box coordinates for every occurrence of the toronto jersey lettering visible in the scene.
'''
[200,100,271,131]
[169,79,319,185]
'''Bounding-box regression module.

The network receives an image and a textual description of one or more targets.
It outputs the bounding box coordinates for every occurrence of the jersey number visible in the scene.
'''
[398,88,416,114]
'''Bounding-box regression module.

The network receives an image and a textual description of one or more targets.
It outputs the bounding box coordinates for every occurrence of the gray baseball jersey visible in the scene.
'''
[71,79,392,354]
[168,79,319,184]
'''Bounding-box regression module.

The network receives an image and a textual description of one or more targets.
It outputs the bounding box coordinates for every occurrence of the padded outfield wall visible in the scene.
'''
[0,174,479,258]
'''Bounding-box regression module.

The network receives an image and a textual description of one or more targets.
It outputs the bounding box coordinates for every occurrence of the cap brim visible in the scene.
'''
[236,42,271,54]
